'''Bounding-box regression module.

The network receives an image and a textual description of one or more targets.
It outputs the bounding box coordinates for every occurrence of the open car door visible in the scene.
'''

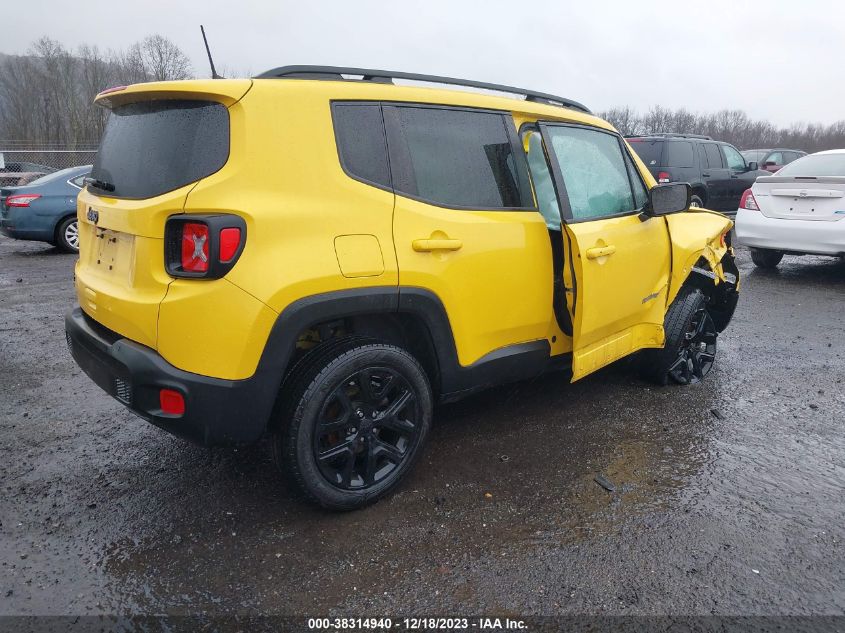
[537,122,672,381]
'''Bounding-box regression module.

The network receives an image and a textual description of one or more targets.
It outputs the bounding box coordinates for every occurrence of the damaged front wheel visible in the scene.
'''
[638,289,717,386]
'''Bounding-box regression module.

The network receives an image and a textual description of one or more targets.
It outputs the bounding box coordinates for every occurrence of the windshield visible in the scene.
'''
[90,99,229,199]
[26,166,91,186]
[776,153,845,177]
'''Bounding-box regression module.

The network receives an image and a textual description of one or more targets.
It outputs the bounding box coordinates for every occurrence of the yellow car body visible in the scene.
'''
[66,69,739,450]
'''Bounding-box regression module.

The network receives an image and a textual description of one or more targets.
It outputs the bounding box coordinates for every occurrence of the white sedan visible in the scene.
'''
[735,149,845,268]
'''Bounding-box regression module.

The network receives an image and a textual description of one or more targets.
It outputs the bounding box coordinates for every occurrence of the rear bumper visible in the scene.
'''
[65,307,275,446]
[735,208,845,255]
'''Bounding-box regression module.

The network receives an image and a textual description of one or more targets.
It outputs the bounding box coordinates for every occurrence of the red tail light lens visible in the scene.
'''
[657,171,671,183]
[180,222,209,273]
[219,227,241,263]
[739,189,759,211]
[165,215,246,279]
[159,389,185,416]
[6,194,41,207]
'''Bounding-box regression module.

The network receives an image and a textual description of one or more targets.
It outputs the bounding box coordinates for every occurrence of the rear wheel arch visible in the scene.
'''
[53,212,77,238]
[54,213,79,252]
[259,289,452,423]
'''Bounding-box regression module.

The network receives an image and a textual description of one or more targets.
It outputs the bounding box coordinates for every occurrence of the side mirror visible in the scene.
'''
[647,182,691,216]
[748,161,759,171]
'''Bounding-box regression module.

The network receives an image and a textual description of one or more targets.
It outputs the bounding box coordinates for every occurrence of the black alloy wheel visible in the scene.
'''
[667,304,717,385]
[314,367,421,490]
[274,338,432,510]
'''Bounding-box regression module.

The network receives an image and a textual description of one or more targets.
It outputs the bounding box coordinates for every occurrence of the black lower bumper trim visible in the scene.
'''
[65,308,275,446]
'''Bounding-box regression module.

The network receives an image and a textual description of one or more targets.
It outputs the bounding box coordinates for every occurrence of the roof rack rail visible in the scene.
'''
[626,132,713,140]
[254,65,591,114]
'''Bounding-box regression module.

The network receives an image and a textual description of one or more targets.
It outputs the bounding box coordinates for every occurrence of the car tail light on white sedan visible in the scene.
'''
[739,189,759,211]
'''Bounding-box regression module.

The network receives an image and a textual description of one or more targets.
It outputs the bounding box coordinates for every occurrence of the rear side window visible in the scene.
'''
[383,105,533,209]
[332,103,391,189]
[698,144,709,169]
[665,141,694,168]
[704,144,723,168]
[90,99,229,199]
[628,139,663,168]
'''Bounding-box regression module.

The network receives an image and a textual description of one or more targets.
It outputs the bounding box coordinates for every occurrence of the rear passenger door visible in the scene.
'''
[386,104,554,368]
[539,123,671,380]
[700,142,731,210]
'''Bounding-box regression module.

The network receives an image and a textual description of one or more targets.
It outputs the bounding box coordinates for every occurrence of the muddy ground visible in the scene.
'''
[0,233,843,619]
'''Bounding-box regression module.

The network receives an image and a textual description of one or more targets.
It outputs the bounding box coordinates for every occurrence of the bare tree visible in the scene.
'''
[138,35,192,81]
[599,106,845,153]
[0,35,195,145]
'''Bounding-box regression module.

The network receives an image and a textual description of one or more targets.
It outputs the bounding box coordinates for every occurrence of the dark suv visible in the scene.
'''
[627,133,770,215]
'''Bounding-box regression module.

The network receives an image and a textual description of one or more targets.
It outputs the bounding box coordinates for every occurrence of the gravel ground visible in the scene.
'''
[0,233,843,620]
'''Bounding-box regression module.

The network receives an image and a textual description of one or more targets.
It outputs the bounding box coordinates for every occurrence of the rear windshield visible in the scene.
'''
[627,139,663,168]
[90,99,229,199]
[776,153,845,177]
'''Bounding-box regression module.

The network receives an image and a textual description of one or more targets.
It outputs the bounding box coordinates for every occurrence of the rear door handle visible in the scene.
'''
[412,238,463,252]
[702,173,711,177]
[585,245,616,259]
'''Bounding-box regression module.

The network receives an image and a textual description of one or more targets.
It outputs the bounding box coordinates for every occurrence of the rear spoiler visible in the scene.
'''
[94,79,253,109]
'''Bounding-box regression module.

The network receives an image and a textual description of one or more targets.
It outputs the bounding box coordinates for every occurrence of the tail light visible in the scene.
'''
[165,215,246,279]
[739,189,759,211]
[6,194,41,207]
[657,171,671,183]
[180,223,210,273]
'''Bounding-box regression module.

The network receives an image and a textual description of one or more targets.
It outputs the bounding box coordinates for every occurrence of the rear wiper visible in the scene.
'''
[83,177,115,192]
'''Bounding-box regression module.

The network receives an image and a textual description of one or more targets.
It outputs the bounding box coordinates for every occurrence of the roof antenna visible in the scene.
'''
[200,25,223,79]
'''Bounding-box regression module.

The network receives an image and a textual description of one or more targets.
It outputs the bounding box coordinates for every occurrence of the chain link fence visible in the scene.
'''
[0,142,97,187]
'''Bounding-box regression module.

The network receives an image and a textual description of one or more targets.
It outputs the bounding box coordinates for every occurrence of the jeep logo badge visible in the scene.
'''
[87,208,99,224]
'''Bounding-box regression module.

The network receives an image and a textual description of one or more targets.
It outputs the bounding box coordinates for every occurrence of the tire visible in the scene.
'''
[272,338,433,511]
[690,194,705,208]
[56,216,79,253]
[750,248,783,269]
[638,289,717,386]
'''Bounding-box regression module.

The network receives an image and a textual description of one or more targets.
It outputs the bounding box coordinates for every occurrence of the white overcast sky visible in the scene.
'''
[4,0,844,126]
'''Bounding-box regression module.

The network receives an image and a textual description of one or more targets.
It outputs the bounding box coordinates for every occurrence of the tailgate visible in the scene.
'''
[74,80,251,349]
[75,188,188,348]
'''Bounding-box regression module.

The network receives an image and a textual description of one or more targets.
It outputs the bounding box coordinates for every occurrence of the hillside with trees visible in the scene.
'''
[0,36,192,146]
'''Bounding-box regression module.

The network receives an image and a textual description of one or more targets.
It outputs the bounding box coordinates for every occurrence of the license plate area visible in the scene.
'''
[92,227,134,279]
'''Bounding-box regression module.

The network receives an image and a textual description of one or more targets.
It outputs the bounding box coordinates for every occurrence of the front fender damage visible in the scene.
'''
[665,210,740,332]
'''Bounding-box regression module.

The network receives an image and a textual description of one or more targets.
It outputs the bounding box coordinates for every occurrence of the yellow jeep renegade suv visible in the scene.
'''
[66,66,739,510]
